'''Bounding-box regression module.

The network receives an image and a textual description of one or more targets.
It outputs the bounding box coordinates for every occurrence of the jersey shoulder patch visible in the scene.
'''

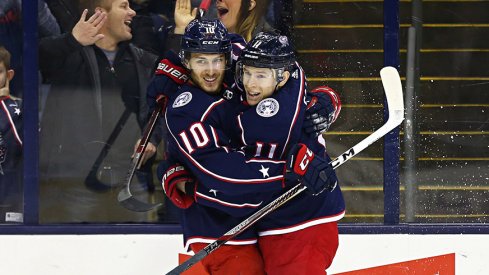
[172,91,192,108]
[256,98,280,118]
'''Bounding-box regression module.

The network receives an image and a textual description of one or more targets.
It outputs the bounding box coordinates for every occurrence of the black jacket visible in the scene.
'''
[39,33,159,180]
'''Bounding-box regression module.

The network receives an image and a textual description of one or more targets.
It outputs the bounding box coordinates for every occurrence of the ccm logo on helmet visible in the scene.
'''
[203,41,219,45]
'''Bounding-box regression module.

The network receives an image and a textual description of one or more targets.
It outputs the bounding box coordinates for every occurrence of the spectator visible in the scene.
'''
[215,0,272,41]
[163,0,272,54]
[0,0,61,98]
[39,0,160,223]
[0,45,23,223]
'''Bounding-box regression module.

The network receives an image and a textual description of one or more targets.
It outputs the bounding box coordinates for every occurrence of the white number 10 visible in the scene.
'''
[179,123,210,154]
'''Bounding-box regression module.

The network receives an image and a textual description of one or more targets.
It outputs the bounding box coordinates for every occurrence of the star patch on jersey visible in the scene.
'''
[256,98,279,118]
[172,92,192,108]
[259,165,270,178]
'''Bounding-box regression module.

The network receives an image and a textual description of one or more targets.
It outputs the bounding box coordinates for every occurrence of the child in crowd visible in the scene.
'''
[0,45,23,223]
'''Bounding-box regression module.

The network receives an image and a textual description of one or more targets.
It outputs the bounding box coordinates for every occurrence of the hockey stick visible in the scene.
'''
[165,66,405,275]
[117,104,164,212]
[85,109,132,192]
[118,0,212,212]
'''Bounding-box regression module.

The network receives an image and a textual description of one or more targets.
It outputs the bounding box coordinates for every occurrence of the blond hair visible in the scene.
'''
[0,46,11,70]
[235,0,270,41]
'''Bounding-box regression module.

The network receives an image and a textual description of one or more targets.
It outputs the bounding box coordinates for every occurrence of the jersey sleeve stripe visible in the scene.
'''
[210,126,229,153]
[195,192,263,208]
[245,158,286,164]
[237,115,247,146]
[200,98,226,122]
[279,62,306,158]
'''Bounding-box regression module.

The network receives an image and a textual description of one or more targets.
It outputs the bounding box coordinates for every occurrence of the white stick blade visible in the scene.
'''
[380,66,405,123]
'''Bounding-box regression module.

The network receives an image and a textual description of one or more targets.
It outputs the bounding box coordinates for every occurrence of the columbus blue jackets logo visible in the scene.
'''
[256,98,279,118]
[172,92,192,108]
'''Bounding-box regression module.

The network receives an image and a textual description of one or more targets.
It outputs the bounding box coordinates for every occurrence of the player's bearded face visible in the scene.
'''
[188,53,226,94]
[242,66,277,106]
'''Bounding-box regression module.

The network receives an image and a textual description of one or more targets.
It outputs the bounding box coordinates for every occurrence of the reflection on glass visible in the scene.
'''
[0,0,24,224]
[399,2,489,223]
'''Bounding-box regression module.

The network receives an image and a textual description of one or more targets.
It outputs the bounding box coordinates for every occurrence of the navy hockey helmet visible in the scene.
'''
[237,32,296,84]
[180,19,232,67]
[240,32,296,70]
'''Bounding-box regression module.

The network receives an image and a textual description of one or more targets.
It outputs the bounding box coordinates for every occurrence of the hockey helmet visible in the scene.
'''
[240,32,295,69]
[180,19,232,67]
[237,32,296,84]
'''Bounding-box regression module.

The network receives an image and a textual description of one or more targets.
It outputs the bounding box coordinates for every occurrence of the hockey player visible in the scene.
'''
[222,32,344,274]
[0,45,23,223]
[159,19,342,274]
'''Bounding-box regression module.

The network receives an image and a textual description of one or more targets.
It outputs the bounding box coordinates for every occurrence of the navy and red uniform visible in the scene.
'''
[0,96,22,223]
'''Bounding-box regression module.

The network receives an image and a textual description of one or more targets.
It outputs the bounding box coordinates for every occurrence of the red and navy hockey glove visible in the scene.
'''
[147,50,189,111]
[158,159,195,209]
[304,86,342,137]
[285,143,338,195]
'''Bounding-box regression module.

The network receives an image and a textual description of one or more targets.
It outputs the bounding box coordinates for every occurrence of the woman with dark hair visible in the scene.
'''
[168,0,272,51]
[216,0,271,41]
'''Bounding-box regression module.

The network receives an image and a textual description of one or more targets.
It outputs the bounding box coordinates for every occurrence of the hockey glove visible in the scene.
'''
[304,86,342,137]
[285,143,338,195]
[158,159,195,209]
[147,50,189,110]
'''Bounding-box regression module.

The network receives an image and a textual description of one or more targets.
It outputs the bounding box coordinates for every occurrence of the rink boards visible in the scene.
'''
[1,233,488,274]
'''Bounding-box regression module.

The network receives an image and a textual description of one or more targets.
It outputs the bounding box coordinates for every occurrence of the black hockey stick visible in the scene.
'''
[85,109,132,192]
[165,66,405,275]
[118,0,212,212]
[117,103,164,212]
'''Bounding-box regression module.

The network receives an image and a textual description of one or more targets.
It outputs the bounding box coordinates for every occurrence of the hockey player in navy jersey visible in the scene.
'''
[217,32,344,274]
[0,45,23,223]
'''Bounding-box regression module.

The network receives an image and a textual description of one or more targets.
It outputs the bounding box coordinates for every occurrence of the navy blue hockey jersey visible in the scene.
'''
[0,96,23,222]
